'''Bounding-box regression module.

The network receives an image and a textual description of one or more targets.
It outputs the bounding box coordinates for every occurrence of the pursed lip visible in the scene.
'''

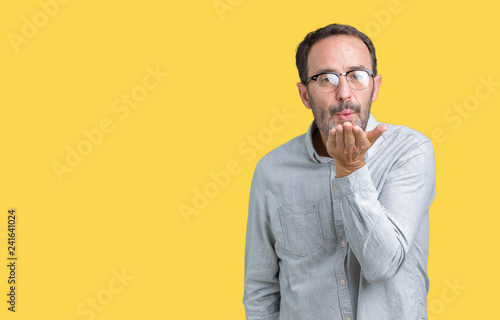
[335,110,355,121]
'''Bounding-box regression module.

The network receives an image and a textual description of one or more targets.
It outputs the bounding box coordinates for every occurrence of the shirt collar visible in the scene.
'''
[305,114,379,163]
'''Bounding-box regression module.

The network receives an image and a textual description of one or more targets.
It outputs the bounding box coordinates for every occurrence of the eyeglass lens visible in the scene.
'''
[316,70,370,92]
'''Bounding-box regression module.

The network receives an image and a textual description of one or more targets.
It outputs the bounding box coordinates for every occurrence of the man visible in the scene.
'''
[243,23,436,320]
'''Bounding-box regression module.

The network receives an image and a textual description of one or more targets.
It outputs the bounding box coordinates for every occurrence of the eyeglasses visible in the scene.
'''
[306,69,374,92]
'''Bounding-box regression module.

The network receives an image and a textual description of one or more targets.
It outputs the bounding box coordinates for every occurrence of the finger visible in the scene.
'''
[343,122,355,149]
[366,124,388,144]
[326,128,337,149]
[352,125,366,147]
[335,124,344,148]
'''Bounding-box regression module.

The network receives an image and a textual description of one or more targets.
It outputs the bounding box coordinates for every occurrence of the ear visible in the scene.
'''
[370,74,382,103]
[297,82,312,109]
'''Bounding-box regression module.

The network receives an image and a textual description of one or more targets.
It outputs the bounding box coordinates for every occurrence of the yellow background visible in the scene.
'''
[1,0,499,319]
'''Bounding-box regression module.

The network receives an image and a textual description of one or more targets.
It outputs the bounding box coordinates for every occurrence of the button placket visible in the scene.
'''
[331,163,353,320]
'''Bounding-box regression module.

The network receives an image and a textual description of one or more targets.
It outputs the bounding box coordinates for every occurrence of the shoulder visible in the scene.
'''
[253,132,309,176]
[382,123,431,146]
[366,115,433,155]
[370,122,435,165]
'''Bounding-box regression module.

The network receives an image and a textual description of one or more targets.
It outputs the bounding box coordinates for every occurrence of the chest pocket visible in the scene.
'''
[279,203,323,256]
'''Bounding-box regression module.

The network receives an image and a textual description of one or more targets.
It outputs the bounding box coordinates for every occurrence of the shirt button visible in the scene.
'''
[340,280,346,285]
[333,185,337,191]
[341,241,346,247]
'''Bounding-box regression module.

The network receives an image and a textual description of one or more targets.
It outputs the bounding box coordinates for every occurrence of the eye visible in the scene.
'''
[323,74,339,85]
[349,70,368,83]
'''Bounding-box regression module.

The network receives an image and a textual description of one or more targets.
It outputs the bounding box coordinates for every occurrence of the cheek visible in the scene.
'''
[356,93,372,109]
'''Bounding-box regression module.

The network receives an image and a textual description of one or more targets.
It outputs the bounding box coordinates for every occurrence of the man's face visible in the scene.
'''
[297,35,382,137]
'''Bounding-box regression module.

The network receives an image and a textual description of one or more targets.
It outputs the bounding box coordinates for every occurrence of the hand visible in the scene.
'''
[327,122,387,178]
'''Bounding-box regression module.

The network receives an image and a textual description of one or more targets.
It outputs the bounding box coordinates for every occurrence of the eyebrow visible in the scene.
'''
[314,65,368,74]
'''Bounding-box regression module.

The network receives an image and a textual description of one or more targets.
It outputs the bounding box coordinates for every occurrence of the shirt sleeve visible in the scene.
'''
[243,166,281,320]
[332,140,436,284]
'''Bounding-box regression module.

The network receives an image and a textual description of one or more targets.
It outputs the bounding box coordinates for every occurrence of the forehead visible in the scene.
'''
[307,35,372,75]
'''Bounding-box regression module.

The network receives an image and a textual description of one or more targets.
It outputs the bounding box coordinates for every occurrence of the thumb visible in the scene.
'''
[366,124,387,144]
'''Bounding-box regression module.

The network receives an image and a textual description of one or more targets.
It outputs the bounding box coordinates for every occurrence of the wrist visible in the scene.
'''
[335,160,365,178]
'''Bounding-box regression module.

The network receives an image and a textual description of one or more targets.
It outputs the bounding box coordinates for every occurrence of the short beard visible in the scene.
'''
[308,87,373,137]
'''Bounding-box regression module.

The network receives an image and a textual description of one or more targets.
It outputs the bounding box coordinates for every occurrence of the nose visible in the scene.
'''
[335,75,352,101]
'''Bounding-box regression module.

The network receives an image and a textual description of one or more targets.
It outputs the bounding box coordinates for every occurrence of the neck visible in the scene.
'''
[312,127,331,158]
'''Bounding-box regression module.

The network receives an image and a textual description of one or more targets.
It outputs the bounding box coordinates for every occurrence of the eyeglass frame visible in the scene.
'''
[305,69,375,92]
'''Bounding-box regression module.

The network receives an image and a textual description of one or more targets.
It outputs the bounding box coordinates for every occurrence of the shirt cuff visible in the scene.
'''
[333,165,373,197]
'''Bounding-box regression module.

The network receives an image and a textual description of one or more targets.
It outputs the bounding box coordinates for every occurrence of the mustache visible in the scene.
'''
[329,101,361,116]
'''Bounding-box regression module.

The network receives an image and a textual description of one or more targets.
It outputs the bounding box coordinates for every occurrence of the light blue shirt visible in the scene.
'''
[243,115,436,320]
